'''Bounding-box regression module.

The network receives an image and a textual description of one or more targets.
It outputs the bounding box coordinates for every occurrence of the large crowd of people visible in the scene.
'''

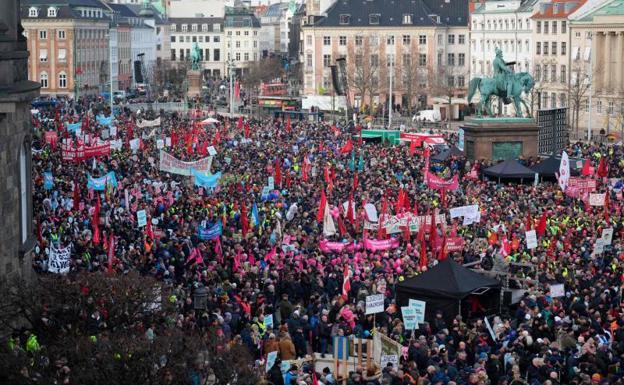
[26,96,624,385]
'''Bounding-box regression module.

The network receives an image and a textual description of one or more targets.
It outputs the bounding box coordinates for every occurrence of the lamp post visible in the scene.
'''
[587,33,594,143]
[388,54,393,129]
[228,35,235,116]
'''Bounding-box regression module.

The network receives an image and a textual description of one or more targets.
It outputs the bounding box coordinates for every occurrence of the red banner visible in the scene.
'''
[44,131,58,146]
[62,141,110,161]
[426,173,459,191]
[446,237,465,252]
[567,177,597,191]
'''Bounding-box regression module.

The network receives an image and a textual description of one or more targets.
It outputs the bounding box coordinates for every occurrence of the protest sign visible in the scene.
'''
[266,351,277,372]
[136,117,161,128]
[549,283,565,298]
[136,210,147,227]
[602,227,614,245]
[589,193,606,206]
[401,306,418,330]
[268,176,275,190]
[381,354,399,369]
[264,314,274,330]
[525,230,538,249]
[48,244,71,274]
[198,222,223,240]
[366,294,385,315]
[446,237,465,252]
[87,172,118,191]
[408,299,426,323]
[156,139,164,149]
[484,316,497,341]
[159,150,213,176]
[207,146,217,156]
[129,138,140,151]
[449,205,479,219]
[43,172,54,190]
[426,173,459,191]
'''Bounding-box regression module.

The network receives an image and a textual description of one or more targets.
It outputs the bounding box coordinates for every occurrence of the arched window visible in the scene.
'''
[19,143,28,244]
[58,72,67,88]
[40,71,48,88]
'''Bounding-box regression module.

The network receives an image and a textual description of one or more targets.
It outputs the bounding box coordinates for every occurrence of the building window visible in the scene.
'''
[447,76,455,87]
[458,75,465,87]
[551,93,557,108]
[541,93,548,108]
[448,34,455,44]
[608,101,614,115]
[536,21,541,34]
[561,42,566,56]
[355,35,362,46]
[39,49,48,63]
[244,53,249,61]
[47,7,56,17]
[339,14,350,25]
[339,36,347,46]
[458,34,465,44]
[58,48,66,62]
[552,21,557,35]
[179,49,184,60]
[307,53,312,67]
[447,53,455,66]
[171,49,176,61]
[418,53,426,66]
[323,36,330,45]
[438,52,443,65]
[370,54,379,67]
[369,35,378,46]
[419,34,426,45]
[458,53,465,66]
[560,65,566,83]
[306,35,312,46]
[597,100,602,113]
[544,21,549,34]
[213,36,219,43]
[40,71,48,88]
[181,24,188,32]
[170,24,176,32]
[58,30,66,40]
[387,35,394,45]
[204,49,209,61]
[561,21,567,34]
[402,35,410,45]
[235,41,240,48]
[58,72,67,88]
[369,14,380,25]
[39,30,47,40]
[560,94,566,107]
[386,54,395,66]
[402,14,412,25]
[536,42,541,55]
[213,49,220,61]
[543,42,548,55]
[323,54,331,67]
[186,36,190,43]
[535,64,541,81]
[192,36,197,43]
[214,24,220,32]
[29,7,38,17]
[551,65,556,82]
[402,53,410,66]
[235,52,240,61]
[551,42,557,55]
[202,24,208,32]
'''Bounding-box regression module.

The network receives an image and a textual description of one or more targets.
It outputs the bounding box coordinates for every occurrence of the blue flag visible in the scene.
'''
[252,203,260,226]
[87,171,118,191]
[96,115,113,126]
[43,172,54,190]
[198,222,222,240]
[191,169,222,189]
[65,122,81,132]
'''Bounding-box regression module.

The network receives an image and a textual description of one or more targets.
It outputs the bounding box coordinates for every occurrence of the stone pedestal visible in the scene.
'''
[460,117,539,161]
[187,70,202,98]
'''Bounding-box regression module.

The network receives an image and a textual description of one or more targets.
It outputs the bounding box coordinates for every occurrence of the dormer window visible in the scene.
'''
[202,24,208,32]
[29,7,38,17]
[214,24,221,32]
[369,14,380,25]
[402,14,412,25]
[191,24,198,32]
[47,7,57,17]
[339,14,350,25]
[170,24,176,32]
[181,24,188,32]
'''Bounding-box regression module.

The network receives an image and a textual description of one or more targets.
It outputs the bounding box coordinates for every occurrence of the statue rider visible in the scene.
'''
[492,47,513,103]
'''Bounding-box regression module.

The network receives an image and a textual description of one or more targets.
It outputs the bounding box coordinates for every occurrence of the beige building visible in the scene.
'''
[531,0,585,113]
[569,0,624,140]
[301,0,470,119]
[224,7,262,75]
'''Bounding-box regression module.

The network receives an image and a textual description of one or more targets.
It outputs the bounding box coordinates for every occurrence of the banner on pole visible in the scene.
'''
[365,294,385,315]
[48,244,71,274]
[159,150,213,176]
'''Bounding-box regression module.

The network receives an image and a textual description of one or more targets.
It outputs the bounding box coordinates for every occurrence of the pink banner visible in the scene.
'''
[44,131,58,146]
[446,237,465,252]
[62,141,110,161]
[363,238,400,252]
[426,173,459,191]
[319,240,362,254]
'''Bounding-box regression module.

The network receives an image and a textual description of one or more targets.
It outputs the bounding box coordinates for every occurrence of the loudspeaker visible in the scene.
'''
[330,65,343,95]
[134,60,143,83]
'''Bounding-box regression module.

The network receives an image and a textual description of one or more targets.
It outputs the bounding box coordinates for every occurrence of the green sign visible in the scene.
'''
[492,141,522,161]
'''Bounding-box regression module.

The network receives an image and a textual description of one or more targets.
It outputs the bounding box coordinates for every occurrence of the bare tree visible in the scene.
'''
[430,65,469,120]
[347,39,380,113]
[567,60,597,138]
[241,57,284,95]
[399,51,428,115]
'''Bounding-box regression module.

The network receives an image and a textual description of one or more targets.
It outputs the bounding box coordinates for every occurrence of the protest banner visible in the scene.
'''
[266,351,277,373]
[207,146,217,156]
[449,204,479,219]
[43,172,54,190]
[366,294,385,315]
[44,131,58,147]
[602,227,614,245]
[363,238,400,252]
[364,213,446,233]
[136,210,147,227]
[426,173,459,191]
[408,299,426,323]
[136,117,161,128]
[380,355,399,369]
[568,177,597,191]
[401,306,418,330]
[96,115,113,126]
[159,150,213,176]
[589,193,606,206]
[192,170,222,189]
[549,283,565,298]
[525,230,538,249]
[446,237,465,252]
[264,314,274,329]
[62,141,110,161]
[198,222,223,240]
[48,244,71,274]
[87,172,118,191]
[318,240,361,254]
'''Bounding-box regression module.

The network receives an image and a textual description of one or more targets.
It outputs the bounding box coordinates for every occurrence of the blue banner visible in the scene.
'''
[198,222,222,240]
[87,171,118,191]
[191,169,222,189]
[65,122,81,132]
[43,172,54,190]
[96,115,113,126]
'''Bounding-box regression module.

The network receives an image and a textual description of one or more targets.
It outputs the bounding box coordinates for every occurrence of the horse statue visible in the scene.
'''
[468,72,534,118]
[191,42,201,71]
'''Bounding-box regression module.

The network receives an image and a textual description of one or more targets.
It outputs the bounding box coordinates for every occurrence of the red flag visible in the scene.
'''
[234,80,240,99]
[313,370,319,385]
[93,222,100,245]
[353,172,359,190]
[438,234,448,261]
[429,211,437,249]
[274,158,282,187]
[286,115,292,133]
[395,188,405,213]
[170,130,177,147]
[237,116,244,130]
[302,155,309,182]
[347,192,355,225]
[597,157,608,178]
[244,122,250,138]
[582,158,591,176]
[146,217,154,240]
[337,214,347,236]
[536,211,548,237]
[418,225,428,269]
[73,180,80,211]
[409,140,417,156]
[342,264,350,300]
[93,195,101,224]
[377,197,388,239]
[107,234,115,274]
[324,165,331,184]
[525,211,533,231]
[213,129,221,146]
[316,190,327,223]
[340,139,353,154]
[241,203,249,237]
[501,237,511,257]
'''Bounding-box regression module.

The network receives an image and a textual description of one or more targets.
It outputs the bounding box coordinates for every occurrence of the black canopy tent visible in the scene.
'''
[431,146,464,162]
[530,155,581,178]
[396,259,501,322]
[483,160,536,182]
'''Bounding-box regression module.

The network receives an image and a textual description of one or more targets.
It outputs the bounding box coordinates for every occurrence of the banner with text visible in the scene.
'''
[159,150,213,176]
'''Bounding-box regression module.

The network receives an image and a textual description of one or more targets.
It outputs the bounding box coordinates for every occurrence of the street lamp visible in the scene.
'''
[587,33,594,143]
[227,35,235,115]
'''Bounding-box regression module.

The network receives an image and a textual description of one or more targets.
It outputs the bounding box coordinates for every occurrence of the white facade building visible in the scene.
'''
[168,0,234,18]
[169,18,225,77]
[224,7,261,74]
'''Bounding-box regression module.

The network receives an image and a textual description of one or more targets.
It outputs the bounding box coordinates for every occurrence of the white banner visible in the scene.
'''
[159,150,213,176]
[449,204,479,219]
[525,230,538,249]
[49,244,71,274]
[589,193,606,206]
[602,227,614,245]
[558,151,570,191]
[365,294,385,315]
[136,117,161,128]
